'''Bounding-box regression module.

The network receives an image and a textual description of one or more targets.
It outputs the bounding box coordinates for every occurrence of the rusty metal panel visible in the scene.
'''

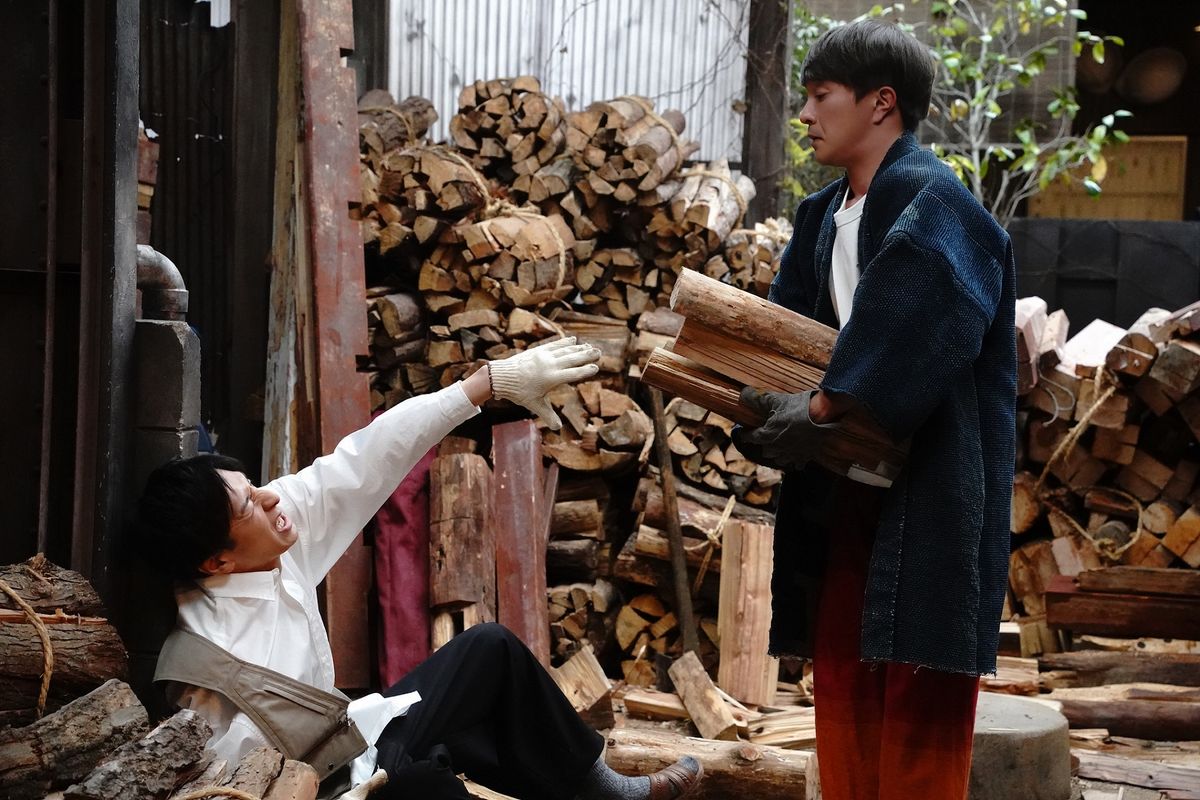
[387,0,749,162]
[297,0,373,689]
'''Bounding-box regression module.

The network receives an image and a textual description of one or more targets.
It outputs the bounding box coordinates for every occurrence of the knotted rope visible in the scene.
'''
[691,495,737,595]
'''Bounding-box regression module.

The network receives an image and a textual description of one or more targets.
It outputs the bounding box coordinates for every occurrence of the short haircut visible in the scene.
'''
[801,19,935,131]
[134,454,246,581]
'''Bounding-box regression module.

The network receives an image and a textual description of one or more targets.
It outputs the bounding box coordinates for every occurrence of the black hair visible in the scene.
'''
[134,453,247,581]
[801,19,935,131]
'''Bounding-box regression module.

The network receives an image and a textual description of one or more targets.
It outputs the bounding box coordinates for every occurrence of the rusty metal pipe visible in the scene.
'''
[136,244,188,320]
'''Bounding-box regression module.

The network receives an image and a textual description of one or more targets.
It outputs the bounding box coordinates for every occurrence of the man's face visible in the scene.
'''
[799,80,882,167]
[205,468,298,574]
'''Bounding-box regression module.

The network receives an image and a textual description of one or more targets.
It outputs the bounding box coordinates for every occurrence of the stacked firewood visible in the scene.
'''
[699,217,793,298]
[1006,298,1200,654]
[660,397,783,506]
[449,76,567,182]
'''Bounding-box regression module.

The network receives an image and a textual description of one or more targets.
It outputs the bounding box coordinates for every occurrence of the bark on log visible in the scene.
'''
[669,268,836,370]
[0,615,128,713]
[63,708,211,800]
[1039,650,1200,688]
[604,728,814,800]
[0,555,104,616]
[0,679,149,800]
[429,453,495,612]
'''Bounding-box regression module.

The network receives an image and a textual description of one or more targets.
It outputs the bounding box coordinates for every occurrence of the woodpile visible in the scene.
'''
[1005,298,1200,653]
[1,677,321,800]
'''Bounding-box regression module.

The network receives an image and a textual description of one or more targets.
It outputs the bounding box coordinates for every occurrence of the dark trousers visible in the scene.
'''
[375,623,605,800]
[814,479,980,800]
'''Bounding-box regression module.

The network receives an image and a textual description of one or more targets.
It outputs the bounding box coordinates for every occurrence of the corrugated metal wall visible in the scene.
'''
[387,0,749,162]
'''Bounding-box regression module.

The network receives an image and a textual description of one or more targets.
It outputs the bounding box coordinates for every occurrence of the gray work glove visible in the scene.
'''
[489,336,601,430]
[732,387,841,471]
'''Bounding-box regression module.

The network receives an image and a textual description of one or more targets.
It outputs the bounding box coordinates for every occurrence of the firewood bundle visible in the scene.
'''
[358,89,438,155]
[1006,298,1200,652]
[357,144,489,262]
[641,160,758,276]
[547,580,617,664]
[565,95,700,203]
[449,76,567,182]
[660,398,782,505]
[699,217,793,299]
[361,288,432,409]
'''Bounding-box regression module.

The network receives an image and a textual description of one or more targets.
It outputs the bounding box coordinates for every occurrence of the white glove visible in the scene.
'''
[489,336,601,430]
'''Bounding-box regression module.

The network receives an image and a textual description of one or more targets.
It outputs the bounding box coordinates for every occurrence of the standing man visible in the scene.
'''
[734,19,1016,800]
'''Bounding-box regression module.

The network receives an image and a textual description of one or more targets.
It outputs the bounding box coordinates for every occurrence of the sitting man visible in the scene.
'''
[135,338,702,800]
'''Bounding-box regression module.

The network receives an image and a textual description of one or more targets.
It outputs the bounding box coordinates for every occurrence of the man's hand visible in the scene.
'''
[732,387,842,470]
[489,336,601,430]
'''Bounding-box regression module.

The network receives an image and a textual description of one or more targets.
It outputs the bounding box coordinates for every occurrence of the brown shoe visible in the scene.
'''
[647,756,703,799]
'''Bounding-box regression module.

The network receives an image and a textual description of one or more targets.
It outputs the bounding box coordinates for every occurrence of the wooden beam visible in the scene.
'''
[1045,574,1200,640]
[1076,566,1200,598]
[1039,650,1200,688]
[429,453,495,614]
[492,420,551,666]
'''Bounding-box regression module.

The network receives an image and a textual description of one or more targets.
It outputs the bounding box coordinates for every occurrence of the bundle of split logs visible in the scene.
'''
[1005,298,1200,653]
[450,76,567,182]
[642,268,907,483]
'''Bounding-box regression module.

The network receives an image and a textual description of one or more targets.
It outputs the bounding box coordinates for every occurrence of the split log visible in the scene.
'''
[668,651,738,741]
[0,679,149,800]
[604,728,814,800]
[717,522,778,707]
[63,708,211,800]
[429,452,496,622]
[212,746,287,800]
[551,644,614,729]
[262,760,320,800]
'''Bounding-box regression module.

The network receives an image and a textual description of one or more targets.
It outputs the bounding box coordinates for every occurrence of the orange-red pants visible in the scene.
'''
[813,480,980,800]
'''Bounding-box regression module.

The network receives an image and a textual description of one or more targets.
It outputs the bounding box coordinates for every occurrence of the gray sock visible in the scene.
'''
[577,756,650,800]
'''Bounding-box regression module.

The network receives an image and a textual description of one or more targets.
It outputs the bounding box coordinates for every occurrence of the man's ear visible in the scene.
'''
[199,553,234,575]
[872,86,899,124]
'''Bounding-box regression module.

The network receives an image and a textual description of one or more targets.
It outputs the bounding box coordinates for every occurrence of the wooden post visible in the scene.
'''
[492,420,551,666]
[743,0,791,225]
[649,387,700,654]
[429,452,495,617]
[717,521,779,707]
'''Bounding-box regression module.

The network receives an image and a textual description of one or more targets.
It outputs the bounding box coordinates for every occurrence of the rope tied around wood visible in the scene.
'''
[0,573,54,719]
[358,105,419,144]
[678,167,749,229]
[1033,367,1143,560]
[617,95,686,164]
[430,146,571,297]
[729,226,791,245]
[690,494,737,595]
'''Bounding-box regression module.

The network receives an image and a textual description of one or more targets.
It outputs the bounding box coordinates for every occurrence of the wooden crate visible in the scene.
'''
[1028,135,1187,221]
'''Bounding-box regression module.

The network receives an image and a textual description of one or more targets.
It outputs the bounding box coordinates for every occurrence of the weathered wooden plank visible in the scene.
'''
[1045,574,1200,640]
[492,420,550,666]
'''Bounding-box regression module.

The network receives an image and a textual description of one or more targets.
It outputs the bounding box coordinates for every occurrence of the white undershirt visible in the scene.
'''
[168,383,481,785]
[829,190,865,328]
[829,191,893,488]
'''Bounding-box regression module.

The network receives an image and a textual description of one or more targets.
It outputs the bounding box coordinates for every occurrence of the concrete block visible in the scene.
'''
[131,427,199,495]
[134,319,200,430]
[969,693,1071,800]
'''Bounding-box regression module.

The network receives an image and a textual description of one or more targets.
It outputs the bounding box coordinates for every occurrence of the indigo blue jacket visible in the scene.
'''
[767,132,1016,676]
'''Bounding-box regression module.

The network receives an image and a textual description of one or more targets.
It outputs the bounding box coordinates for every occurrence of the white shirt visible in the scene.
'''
[829,190,865,328]
[168,383,480,783]
[829,191,893,489]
